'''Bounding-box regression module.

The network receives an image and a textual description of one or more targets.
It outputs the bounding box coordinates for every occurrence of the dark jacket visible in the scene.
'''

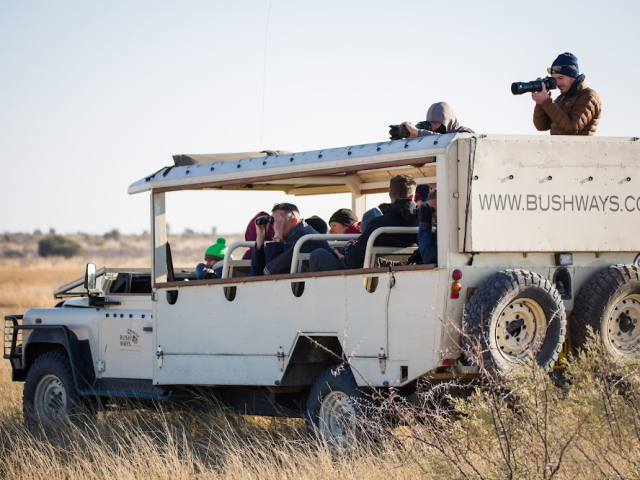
[418,221,437,265]
[195,262,222,280]
[338,198,418,270]
[533,75,601,135]
[251,221,331,275]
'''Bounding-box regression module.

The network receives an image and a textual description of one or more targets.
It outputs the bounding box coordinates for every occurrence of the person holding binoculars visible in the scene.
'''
[251,203,332,276]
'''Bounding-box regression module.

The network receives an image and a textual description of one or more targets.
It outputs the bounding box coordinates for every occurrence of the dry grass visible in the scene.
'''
[2,259,640,478]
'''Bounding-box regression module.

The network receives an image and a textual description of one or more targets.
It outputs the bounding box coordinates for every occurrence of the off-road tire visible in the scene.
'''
[23,351,80,426]
[463,269,566,372]
[571,264,640,356]
[305,365,369,448]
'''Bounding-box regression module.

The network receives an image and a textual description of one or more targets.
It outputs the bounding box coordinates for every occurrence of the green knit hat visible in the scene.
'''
[204,238,227,260]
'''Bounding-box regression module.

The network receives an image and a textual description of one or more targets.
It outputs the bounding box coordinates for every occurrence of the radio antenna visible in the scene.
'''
[259,3,271,150]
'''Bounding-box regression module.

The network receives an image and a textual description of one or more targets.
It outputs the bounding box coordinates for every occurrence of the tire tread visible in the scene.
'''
[571,264,640,352]
[463,269,566,372]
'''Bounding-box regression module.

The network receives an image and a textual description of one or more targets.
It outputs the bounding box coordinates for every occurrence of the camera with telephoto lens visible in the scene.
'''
[389,120,432,140]
[255,215,274,226]
[511,76,557,95]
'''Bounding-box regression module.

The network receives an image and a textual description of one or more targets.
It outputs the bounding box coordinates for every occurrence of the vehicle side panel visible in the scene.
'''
[153,268,446,387]
[465,137,640,252]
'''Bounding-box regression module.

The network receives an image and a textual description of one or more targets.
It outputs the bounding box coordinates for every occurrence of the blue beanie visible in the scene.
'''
[550,52,580,78]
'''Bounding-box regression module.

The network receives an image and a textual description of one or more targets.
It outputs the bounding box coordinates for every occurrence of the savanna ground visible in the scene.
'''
[1,234,640,478]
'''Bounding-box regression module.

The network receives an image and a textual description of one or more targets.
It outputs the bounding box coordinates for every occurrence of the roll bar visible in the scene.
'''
[362,227,419,268]
[289,227,419,273]
[221,241,254,279]
[223,227,420,278]
[289,234,360,274]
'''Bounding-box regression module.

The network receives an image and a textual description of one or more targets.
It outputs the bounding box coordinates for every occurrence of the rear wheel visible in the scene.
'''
[571,265,640,356]
[463,269,566,372]
[23,351,80,425]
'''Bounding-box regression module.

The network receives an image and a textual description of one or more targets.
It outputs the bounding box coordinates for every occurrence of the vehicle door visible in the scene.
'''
[98,294,153,379]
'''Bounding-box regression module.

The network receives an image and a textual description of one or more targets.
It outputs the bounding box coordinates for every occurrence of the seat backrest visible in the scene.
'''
[363,227,419,268]
[369,246,418,266]
[110,273,132,293]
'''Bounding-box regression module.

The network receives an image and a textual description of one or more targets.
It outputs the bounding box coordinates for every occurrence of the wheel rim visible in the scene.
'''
[494,298,546,361]
[318,391,357,447]
[605,293,640,355]
[33,374,68,419]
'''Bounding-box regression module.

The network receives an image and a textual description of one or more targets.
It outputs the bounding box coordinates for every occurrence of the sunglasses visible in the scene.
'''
[547,66,569,74]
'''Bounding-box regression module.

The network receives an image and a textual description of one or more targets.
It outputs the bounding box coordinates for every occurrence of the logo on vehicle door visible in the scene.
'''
[120,328,141,352]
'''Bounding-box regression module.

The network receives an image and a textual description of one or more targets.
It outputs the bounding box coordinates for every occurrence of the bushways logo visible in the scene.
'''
[478,194,640,213]
[120,329,141,351]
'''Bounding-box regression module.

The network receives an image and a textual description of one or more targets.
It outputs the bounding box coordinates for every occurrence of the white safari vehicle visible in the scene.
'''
[5,134,640,443]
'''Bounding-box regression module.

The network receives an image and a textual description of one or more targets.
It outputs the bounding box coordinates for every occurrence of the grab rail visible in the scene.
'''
[289,234,360,274]
[221,241,254,279]
[362,227,419,268]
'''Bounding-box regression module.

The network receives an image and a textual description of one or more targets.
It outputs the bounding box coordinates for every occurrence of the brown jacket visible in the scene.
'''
[533,76,601,135]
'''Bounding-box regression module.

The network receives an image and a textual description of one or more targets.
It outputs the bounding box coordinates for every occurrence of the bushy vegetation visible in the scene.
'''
[37,235,83,258]
[358,339,640,478]
[1,339,639,478]
[1,262,640,478]
[103,229,121,241]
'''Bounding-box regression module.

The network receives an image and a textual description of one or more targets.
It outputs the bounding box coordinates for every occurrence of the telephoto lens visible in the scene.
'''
[389,124,409,140]
[255,215,274,226]
[389,121,432,141]
[511,76,557,95]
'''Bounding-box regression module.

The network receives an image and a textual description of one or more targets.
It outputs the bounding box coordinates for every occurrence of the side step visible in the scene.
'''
[79,378,178,401]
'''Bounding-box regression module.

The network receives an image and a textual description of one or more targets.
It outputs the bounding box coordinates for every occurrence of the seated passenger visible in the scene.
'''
[328,209,362,234]
[306,215,328,234]
[418,188,437,265]
[251,203,332,275]
[360,207,381,232]
[309,174,418,272]
[242,211,274,260]
[195,238,228,280]
[413,184,431,206]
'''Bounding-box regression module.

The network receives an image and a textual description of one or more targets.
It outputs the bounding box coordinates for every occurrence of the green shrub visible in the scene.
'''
[104,229,121,241]
[38,235,83,258]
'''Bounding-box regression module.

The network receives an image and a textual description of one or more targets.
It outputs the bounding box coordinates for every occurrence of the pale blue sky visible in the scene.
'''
[1,1,638,234]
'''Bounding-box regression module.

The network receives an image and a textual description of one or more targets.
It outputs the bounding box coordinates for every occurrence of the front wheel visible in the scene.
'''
[23,351,80,426]
[305,366,367,449]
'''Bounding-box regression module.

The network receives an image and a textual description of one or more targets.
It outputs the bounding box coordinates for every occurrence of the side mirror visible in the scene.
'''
[84,263,97,291]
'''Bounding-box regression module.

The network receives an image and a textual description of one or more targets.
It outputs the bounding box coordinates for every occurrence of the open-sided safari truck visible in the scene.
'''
[5,133,640,444]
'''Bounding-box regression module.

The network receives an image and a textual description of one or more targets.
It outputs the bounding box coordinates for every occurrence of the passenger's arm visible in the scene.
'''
[540,91,601,134]
[196,263,219,280]
[417,129,440,137]
[339,230,372,270]
[533,103,552,131]
[250,244,266,276]
[418,222,437,265]
[263,242,289,275]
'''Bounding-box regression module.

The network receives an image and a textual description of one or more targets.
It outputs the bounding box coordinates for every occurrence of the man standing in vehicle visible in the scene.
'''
[251,203,331,275]
[532,52,602,135]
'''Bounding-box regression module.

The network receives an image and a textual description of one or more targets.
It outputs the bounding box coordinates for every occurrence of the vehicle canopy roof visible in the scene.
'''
[127,134,457,196]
